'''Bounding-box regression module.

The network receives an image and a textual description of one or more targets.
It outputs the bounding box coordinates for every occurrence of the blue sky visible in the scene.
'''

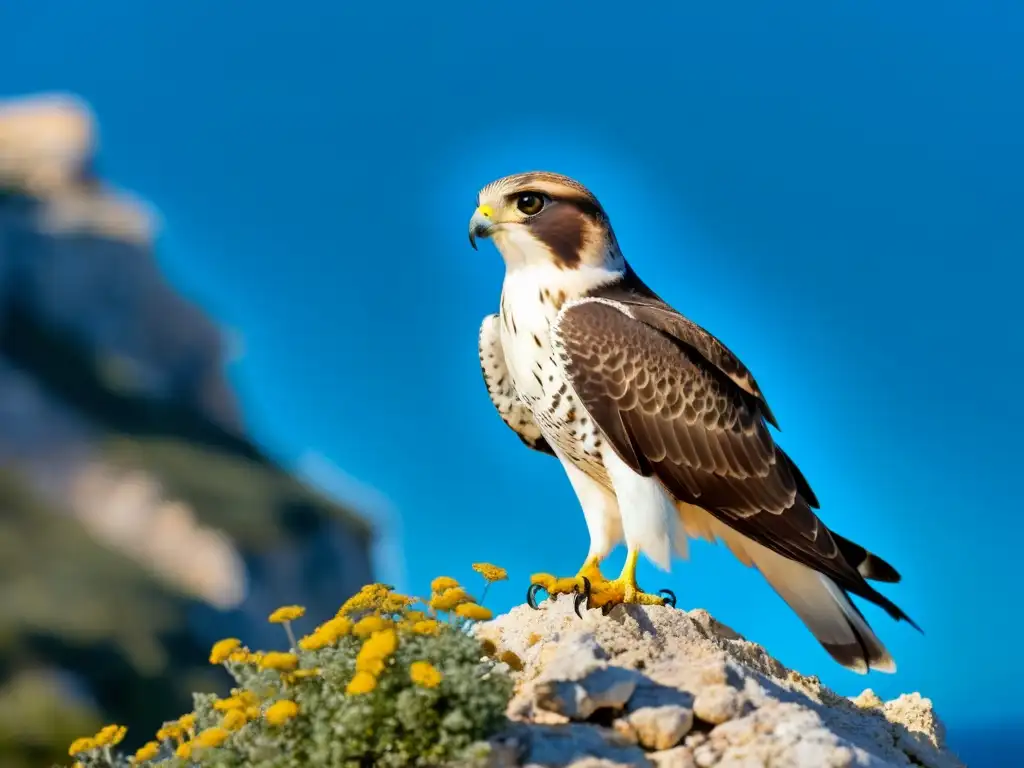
[3,1,1022,761]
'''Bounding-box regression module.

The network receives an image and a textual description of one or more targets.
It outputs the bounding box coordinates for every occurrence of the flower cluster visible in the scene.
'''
[63,564,514,767]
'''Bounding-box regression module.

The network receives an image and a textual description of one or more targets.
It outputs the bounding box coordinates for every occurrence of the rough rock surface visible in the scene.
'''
[477,596,964,768]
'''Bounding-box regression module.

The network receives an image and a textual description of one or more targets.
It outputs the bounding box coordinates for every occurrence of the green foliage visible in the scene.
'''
[64,579,515,768]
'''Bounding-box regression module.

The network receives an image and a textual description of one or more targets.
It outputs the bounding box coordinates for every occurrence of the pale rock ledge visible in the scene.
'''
[475,596,963,768]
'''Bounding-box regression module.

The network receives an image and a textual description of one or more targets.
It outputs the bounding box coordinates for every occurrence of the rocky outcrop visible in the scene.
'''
[0,93,376,766]
[477,596,964,768]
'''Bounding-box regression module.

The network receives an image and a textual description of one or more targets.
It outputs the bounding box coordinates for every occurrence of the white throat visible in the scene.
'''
[497,259,622,403]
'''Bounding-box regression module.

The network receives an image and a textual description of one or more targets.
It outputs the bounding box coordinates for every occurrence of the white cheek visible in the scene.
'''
[493,226,550,270]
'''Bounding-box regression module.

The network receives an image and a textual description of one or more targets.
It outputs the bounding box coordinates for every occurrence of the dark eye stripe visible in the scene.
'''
[529,203,585,269]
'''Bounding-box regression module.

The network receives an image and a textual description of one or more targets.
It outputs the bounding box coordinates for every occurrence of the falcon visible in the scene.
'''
[469,171,919,673]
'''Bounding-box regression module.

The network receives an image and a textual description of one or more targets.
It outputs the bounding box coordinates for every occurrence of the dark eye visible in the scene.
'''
[516,193,545,216]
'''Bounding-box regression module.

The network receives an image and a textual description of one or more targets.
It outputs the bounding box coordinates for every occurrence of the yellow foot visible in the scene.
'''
[526,562,607,612]
[583,578,677,615]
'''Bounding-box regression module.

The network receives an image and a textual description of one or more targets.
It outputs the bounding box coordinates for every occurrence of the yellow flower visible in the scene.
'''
[499,650,524,671]
[353,628,397,675]
[430,576,459,593]
[227,648,256,663]
[430,587,473,612]
[94,724,127,747]
[132,741,160,762]
[223,709,248,730]
[208,637,241,664]
[155,724,182,742]
[259,651,299,671]
[237,689,260,707]
[298,630,331,651]
[268,605,306,623]
[177,713,197,732]
[213,695,244,712]
[299,616,352,650]
[455,603,493,621]
[264,699,299,726]
[411,619,441,635]
[409,661,442,688]
[321,616,352,639]
[472,562,508,582]
[361,628,398,658]
[194,727,230,748]
[175,742,192,759]
[355,655,385,675]
[346,671,378,695]
[404,610,428,623]
[68,737,96,756]
[352,615,392,637]
[380,592,418,614]
[338,583,392,615]
[290,667,321,680]
[245,705,261,720]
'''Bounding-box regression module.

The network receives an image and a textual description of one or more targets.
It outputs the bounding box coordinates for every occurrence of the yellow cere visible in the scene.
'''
[476,204,494,218]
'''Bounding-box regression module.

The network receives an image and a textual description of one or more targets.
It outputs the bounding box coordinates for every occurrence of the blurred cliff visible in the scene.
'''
[0,93,375,767]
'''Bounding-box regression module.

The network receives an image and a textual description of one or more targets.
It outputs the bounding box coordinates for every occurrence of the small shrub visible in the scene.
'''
[63,565,514,767]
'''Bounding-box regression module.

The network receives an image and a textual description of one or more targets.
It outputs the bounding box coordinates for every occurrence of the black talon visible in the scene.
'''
[526,583,546,609]
[573,591,588,618]
[658,588,677,608]
[572,577,592,618]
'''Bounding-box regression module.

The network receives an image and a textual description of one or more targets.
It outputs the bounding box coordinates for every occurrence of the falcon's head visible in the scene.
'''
[469,172,624,272]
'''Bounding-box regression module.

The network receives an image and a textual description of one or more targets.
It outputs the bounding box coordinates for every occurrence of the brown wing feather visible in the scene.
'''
[553,299,910,620]
[594,266,781,430]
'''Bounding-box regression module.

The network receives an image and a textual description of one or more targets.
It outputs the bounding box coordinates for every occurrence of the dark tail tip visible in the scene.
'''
[832,532,902,583]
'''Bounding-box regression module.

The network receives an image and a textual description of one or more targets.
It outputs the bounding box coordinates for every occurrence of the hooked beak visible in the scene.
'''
[468,204,496,250]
